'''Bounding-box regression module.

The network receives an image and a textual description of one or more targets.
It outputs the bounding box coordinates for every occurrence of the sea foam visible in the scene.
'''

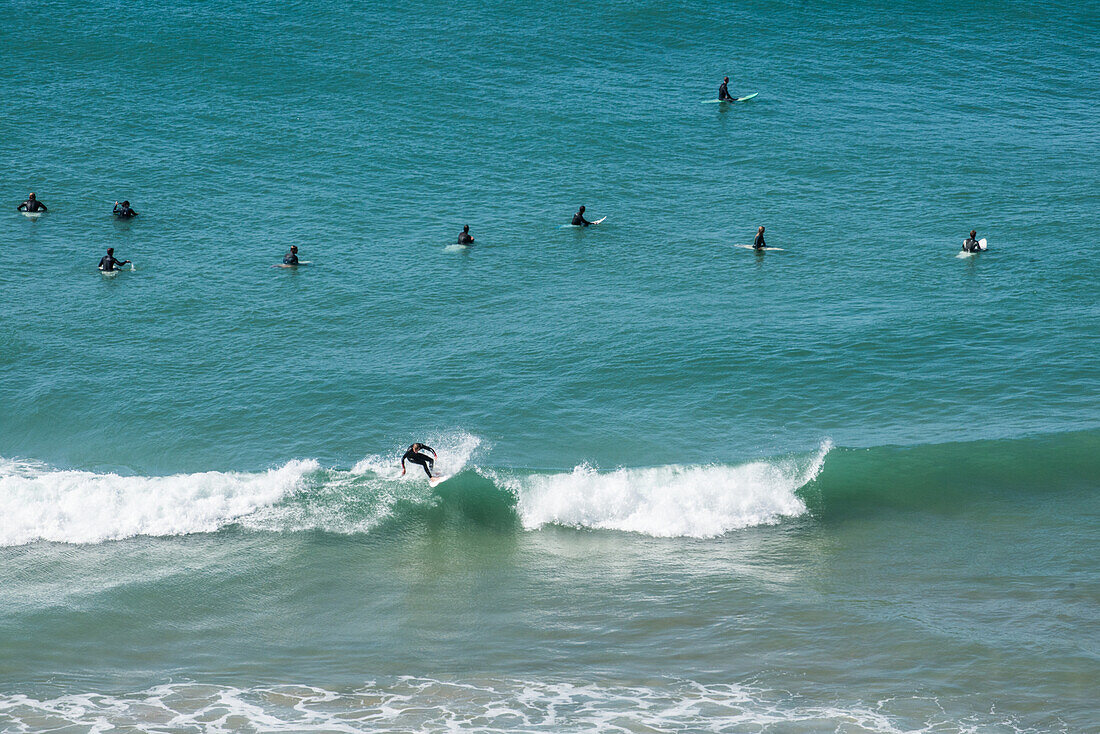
[0,457,317,547]
[497,441,831,538]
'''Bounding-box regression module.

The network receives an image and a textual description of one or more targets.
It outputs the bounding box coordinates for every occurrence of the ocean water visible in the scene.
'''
[2,0,1098,731]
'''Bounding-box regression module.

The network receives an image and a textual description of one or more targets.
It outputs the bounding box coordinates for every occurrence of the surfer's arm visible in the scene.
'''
[423,445,437,457]
[17,203,27,211]
[400,456,406,475]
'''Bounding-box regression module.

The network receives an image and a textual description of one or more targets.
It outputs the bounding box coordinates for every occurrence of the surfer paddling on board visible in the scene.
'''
[112,200,138,218]
[400,443,437,478]
[98,247,131,272]
[753,226,767,250]
[283,245,300,266]
[963,230,982,253]
[718,76,735,102]
[572,206,594,227]
[17,193,47,213]
[458,225,474,245]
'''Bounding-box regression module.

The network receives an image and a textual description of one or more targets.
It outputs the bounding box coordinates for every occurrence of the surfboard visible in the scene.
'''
[703,93,758,104]
[591,216,607,225]
[428,474,451,488]
[562,216,606,228]
[99,269,120,277]
[273,261,313,268]
[735,244,785,251]
[21,211,44,219]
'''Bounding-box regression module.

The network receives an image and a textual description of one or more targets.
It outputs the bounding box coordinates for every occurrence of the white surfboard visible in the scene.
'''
[735,244,785,251]
[273,260,313,268]
[21,211,44,219]
[99,263,134,276]
[428,474,451,488]
[562,215,607,228]
[703,92,759,104]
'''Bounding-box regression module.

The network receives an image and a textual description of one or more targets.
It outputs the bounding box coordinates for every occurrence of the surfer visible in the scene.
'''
[458,225,474,245]
[718,76,734,101]
[572,206,593,227]
[753,225,766,250]
[112,200,138,218]
[400,443,437,478]
[98,247,131,272]
[17,193,47,212]
[963,230,982,253]
[283,245,300,266]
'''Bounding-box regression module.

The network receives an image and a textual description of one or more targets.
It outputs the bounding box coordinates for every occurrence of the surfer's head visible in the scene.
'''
[28,193,36,200]
[106,247,114,255]
[290,245,298,253]
[970,230,977,238]
[578,205,585,213]
[121,200,130,207]
[758,226,765,232]
[463,225,469,233]
[724,77,729,83]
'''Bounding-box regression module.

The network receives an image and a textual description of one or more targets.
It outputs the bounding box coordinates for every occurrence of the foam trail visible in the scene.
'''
[0,458,317,547]
[501,442,831,538]
[352,431,482,479]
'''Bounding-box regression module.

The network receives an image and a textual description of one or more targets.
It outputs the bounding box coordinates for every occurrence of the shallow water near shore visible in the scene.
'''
[1,0,1098,730]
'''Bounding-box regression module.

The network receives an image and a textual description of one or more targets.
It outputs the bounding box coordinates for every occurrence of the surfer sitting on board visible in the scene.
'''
[718,76,734,102]
[572,206,594,227]
[17,193,47,212]
[98,247,131,272]
[963,230,981,253]
[753,226,767,250]
[400,443,437,478]
[458,225,474,245]
[112,200,138,218]
[283,245,300,266]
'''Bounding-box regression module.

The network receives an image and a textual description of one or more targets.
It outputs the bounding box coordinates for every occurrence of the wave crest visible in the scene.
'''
[0,457,317,546]
[496,441,831,538]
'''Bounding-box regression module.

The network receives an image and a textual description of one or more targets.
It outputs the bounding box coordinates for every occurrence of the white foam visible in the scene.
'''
[0,676,1038,733]
[498,442,831,538]
[0,457,317,547]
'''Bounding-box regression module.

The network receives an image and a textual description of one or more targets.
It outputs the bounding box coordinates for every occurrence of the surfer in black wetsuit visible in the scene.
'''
[963,230,981,253]
[753,226,766,250]
[112,200,138,218]
[17,193,47,212]
[718,76,734,101]
[572,206,593,227]
[98,247,131,272]
[400,443,437,478]
[283,245,300,265]
[458,225,474,245]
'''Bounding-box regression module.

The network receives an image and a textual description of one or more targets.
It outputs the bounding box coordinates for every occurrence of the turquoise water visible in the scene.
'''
[2,0,1098,731]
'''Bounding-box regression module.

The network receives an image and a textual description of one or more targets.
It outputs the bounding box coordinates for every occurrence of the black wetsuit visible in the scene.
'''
[718,81,734,101]
[963,238,981,253]
[572,212,591,227]
[98,255,127,271]
[18,200,47,212]
[283,252,299,265]
[402,445,436,478]
[753,231,766,249]
[458,231,474,245]
[113,204,137,218]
